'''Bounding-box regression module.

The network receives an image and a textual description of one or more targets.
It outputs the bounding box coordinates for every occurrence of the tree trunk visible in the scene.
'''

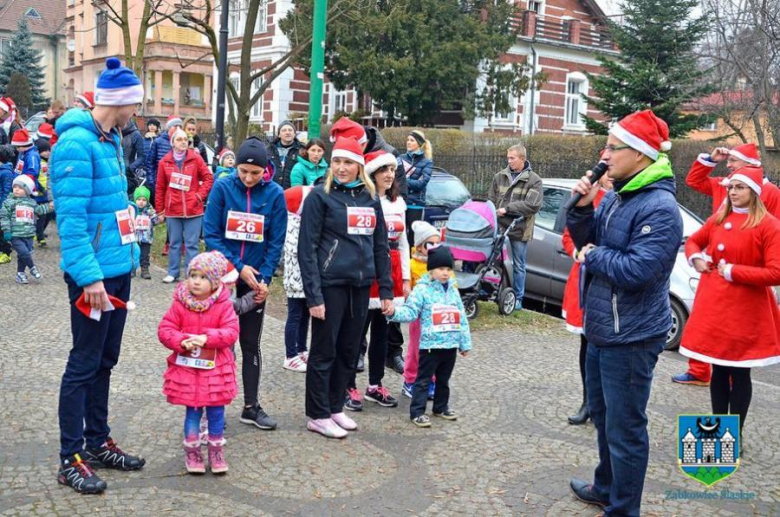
[121,0,134,69]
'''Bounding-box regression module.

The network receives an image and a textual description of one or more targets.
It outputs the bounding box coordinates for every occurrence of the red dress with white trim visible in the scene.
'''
[369,196,410,309]
[561,189,606,334]
[680,211,780,367]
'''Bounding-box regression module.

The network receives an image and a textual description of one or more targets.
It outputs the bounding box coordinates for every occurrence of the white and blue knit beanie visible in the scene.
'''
[94,57,144,107]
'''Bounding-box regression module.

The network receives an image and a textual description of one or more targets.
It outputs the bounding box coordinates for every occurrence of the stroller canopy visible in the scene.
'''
[445,200,497,261]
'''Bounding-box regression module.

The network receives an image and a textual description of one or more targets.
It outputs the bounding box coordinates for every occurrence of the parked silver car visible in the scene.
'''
[525,178,702,350]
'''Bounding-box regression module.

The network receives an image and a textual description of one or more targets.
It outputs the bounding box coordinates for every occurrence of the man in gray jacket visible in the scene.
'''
[487,144,543,311]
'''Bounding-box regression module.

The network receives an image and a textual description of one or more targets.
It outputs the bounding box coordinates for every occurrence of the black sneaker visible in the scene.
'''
[364,386,398,407]
[433,408,458,421]
[411,415,431,428]
[386,355,405,375]
[240,404,278,430]
[58,453,107,494]
[83,438,145,471]
[356,353,365,373]
[344,388,363,411]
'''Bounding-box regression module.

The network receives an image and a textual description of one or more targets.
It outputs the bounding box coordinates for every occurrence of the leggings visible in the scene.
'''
[577,334,588,402]
[710,365,752,435]
[184,406,225,442]
[237,282,266,407]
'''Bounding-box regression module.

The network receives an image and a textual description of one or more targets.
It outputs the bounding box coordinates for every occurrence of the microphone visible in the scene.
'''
[564,161,609,211]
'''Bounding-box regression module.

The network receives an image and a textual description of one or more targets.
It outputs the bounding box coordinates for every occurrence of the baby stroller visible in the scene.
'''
[444,200,523,320]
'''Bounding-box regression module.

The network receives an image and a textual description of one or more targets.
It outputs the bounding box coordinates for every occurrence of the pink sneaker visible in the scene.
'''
[331,412,358,431]
[207,438,228,474]
[307,418,348,439]
[183,442,205,474]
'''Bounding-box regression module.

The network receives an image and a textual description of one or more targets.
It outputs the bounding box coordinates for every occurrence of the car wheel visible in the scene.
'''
[464,297,479,320]
[497,287,516,316]
[666,298,687,351]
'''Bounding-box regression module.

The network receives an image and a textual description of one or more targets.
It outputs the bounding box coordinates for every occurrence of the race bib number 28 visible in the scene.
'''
[347,207,376,235]
[431,304,461,332]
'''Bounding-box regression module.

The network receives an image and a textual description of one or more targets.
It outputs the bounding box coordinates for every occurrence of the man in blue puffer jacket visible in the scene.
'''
[51,57,146,495]
[566,110,683,517]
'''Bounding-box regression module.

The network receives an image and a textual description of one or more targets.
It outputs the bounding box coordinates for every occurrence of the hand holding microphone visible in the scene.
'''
[565,161,609,211]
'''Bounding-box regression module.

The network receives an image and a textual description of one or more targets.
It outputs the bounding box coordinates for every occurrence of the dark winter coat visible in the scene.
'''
[487,161,543,242]
[267,137,302,190]
[145,133,172,190]
[298,181,393,307]
[566,156,683,347]
[0,120,22,164]
[0,163,12,202]
[191,134,209,166]
[397,151,433,207]
[121,120,146,173]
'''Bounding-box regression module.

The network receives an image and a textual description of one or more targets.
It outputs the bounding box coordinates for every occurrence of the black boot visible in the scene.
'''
[568,401,590,425]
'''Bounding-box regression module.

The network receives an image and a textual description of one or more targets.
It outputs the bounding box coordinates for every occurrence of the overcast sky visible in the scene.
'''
[595,0,622,16]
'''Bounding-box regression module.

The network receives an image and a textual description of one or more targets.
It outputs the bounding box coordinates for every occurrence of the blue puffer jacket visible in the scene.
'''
[51,109,139,286]
[203,173,287,284]
[397,151,432,207]
[389,273,472,352]
[0,163,12,202]
[567,156,683,347]
[144,133,171,190]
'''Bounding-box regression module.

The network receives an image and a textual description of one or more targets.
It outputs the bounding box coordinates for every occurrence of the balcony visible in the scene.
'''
[514,11,616,52]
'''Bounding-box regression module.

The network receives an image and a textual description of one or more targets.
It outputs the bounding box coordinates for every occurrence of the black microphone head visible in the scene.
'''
[591,161,609,178]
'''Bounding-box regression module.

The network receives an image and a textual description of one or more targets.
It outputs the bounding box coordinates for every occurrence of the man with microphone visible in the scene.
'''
[566,110,683,517]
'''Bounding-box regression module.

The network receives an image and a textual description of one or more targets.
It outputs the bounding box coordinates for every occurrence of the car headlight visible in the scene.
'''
[689,278,699,292]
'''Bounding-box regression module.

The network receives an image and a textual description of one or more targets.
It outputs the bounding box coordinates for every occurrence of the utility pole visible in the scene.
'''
[307,0,328,139]
[215,0,230,151]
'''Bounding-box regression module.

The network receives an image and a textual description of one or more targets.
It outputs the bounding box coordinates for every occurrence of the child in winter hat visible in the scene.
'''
[216,149,236,180]
[133,185,159,280]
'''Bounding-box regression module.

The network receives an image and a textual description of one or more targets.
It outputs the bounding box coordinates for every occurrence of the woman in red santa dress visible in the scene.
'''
[562,170,612,425]
[680,165,780,438]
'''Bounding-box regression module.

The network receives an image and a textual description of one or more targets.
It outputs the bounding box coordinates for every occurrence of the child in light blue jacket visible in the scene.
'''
[388,245,470,427]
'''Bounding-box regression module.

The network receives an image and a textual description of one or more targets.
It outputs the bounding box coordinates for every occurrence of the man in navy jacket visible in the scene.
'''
[566,110,683,517]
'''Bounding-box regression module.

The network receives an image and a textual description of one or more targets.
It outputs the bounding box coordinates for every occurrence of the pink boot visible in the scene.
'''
[183,441,205,474]
[208,438,228,474]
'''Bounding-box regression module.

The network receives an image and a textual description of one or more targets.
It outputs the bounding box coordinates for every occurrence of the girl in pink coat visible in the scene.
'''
[158,251,239,474]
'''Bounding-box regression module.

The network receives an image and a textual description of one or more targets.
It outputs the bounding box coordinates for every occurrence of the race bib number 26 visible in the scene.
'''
[225,211,264,242]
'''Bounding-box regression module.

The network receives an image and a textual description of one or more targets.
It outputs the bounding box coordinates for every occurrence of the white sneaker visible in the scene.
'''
[283,356,307,372]
[331,412,358,431]
[307,418,348,439]
[162,275,177,284]
[299,350,309,363]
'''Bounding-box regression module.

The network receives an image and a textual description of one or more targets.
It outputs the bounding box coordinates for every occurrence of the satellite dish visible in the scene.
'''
[67,40,76,52]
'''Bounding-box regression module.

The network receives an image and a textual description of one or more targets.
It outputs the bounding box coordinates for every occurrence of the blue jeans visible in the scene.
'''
[510,239,528,306]
[167,216,202,278]
[11,237,34,273]
[284,297,310,358]
[586,339,664,517]
[59,273,131,459]
[184,406,225,442]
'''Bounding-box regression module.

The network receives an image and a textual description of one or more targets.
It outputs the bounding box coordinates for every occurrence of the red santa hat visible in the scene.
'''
[726,166,763,196]
[364,150,397,176]
[329,117,367,144]
[166,114,183,129]
[284,185,313,216]
[218,148,235,166]
[331,137,365,166]
[608,109,671,161]
[0,97,11,113]
[76,91,95,109]
[11,128,33,147]
[221,261,239,285]
[37,123,55,140]
[75,292,133,321]
[728,143,761,167]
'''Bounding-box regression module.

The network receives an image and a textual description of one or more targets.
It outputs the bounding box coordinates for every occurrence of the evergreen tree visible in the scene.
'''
[5,73,32,118]
[583,0,711,138]
[0,18,49,112]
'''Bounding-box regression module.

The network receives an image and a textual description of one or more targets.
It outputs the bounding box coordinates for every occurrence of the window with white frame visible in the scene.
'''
[251,77,263,119]
[255,0,267,33]
[0,38,11,56]
[333,89,347,114]
[492,64,517,124]
[564,72,588,128]
[527,0,544,14]
[94,10,108,46]
[229,0,267,37]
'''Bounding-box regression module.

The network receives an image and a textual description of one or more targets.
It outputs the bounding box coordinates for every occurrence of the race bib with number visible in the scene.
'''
[175,346,216,370]
[385,214,405,241]
[15,160,23,173]
[169,172,192,191]
[431,303,461,332]
[15,205,34,224]
[347,207,376,235]
[135,215,151,231]
[115,209,137,245]
[225,211,264,242]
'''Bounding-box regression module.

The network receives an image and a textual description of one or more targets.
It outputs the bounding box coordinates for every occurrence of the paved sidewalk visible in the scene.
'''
[0,233,778,516]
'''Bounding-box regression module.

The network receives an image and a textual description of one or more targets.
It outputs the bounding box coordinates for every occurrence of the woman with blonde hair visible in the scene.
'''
[398,129,433,246]
[298,137,394,438]
[680,166,780,439]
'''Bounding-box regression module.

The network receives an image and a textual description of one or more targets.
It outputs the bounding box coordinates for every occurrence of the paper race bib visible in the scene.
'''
[175,346,216,370]
[135,215,151,231]
[431,304,461,332]
[347,207,376,235]
[225,211,264,242]
[15,160,23,173]
[115,209,137,244]
[15,205,34,224]
[169,172,192,191]
[385,214,405,241]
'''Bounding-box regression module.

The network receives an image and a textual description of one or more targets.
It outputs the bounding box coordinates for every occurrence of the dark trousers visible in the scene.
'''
[586,338,664,517]
[405,207,425,249]
[710,365,752,435]
[349,309,388,389]
[59,273,131,459]
[410,348,457,418]
[237,282,266,407]
[578,334,588,402]
[0,231,13,255]
[11,237,34,273]
[284,297,309,358]
[306,286,369,419]
[386,322,404,359]
[35,213,47,241]
[139,242,151,269]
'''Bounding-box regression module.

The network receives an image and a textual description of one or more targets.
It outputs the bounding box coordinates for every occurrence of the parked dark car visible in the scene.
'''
[424,167,471,228]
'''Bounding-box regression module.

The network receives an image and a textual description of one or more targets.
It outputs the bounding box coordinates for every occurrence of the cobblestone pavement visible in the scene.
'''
[1,232,778,516]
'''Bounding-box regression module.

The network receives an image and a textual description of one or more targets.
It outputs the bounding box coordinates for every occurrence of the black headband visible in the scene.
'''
[410,131,426,147]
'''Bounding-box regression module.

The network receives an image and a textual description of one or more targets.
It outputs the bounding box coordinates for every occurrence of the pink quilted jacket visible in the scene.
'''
[158,287,240,407]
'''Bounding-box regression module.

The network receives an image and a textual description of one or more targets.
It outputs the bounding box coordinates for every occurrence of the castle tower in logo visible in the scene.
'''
[677,415,740,487]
